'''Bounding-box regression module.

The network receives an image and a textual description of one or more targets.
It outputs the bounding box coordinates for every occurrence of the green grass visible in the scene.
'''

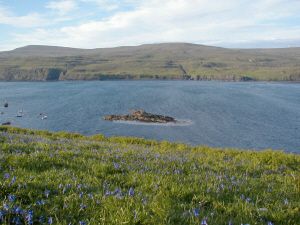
[0,126,299,224]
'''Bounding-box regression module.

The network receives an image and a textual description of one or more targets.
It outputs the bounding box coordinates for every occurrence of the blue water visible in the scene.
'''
[0,81,299,152]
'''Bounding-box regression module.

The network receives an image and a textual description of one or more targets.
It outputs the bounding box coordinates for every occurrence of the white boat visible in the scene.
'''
[41,115,48,120]
[16,109,23,117]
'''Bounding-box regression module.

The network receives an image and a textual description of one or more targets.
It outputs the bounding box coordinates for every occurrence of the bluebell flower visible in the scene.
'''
[48,216,53,224]
[79,221,86,225]
[8,194,16,202]
[113,162,120,169]
[11,216,22,225]
[128,187,134,197]
[113,188,121,195]
[105,190,111,196]
[36,200,46,205]
[193,208,200,217]
[44,189,50,198]
[14,206,23,215]
[201,218,208,225]
[3,203,9,211]
[4,173,10,179]
[267,222,274,225]
[79,192,84,198]
[25,210,33,225]
[10,176,16,185]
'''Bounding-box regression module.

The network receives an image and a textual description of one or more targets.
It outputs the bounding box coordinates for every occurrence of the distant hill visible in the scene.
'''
[0,43,299,81]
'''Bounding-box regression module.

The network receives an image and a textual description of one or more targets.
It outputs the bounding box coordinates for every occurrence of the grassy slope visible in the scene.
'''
[0,43,300,81]
[0,126,299,224]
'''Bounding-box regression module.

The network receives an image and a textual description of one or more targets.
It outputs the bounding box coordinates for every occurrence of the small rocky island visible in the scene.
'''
[104,110,177,123]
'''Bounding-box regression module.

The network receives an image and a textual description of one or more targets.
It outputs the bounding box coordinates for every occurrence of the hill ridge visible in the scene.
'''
[0,42,299,81]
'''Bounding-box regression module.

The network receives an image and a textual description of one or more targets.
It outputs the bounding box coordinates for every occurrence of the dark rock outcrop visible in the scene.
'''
[104,110,176,123]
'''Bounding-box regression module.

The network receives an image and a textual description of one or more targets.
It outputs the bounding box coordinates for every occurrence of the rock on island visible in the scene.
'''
[104,110,176,123]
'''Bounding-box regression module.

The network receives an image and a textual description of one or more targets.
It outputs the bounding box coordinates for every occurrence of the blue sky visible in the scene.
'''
[0,0,300,51]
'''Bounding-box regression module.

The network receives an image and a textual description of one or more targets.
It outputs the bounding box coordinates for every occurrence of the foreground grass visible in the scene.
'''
[0,126,299,225]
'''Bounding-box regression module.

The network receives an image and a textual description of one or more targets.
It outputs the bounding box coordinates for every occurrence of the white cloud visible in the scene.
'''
[46,0,78,15]
[1,0,300,50]
[0,6,47,28]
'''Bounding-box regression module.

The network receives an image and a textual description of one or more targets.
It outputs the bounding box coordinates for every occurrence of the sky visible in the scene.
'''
[0,0,300,51]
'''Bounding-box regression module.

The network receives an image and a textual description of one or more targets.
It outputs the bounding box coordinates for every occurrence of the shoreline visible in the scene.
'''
[1,125,298,154]
[0,79,300,83]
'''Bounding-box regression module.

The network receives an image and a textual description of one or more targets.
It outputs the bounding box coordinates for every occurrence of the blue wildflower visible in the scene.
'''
[3,203,9,211]
[267,222,274,225]
[113,162,120,169]
[44,189,50,198]
[113,188,121,195]
[48,216,53,224]
[201,218,208,225]
[10,176,16,185]
[128,187,134,197]
[79,221,86,225]
[105,190,111,196]
[25,210,33,225]
[14,206,23,215]
[36,200,46,205]
[79,192,84,198]
[4,173,10,179]
[8,194,16,202]
[11,216,22,225]
[193,208,200,217]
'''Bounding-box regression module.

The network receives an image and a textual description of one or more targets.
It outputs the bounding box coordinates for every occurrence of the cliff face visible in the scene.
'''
[0,43,300,81]
[0,68,65,81]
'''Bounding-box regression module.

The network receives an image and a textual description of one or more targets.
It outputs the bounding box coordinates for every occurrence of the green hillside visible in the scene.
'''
[0,126,299,224]
[0,43,300,81]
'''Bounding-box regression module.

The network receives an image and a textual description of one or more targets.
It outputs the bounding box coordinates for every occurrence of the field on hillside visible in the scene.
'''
[0,126,299,224]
